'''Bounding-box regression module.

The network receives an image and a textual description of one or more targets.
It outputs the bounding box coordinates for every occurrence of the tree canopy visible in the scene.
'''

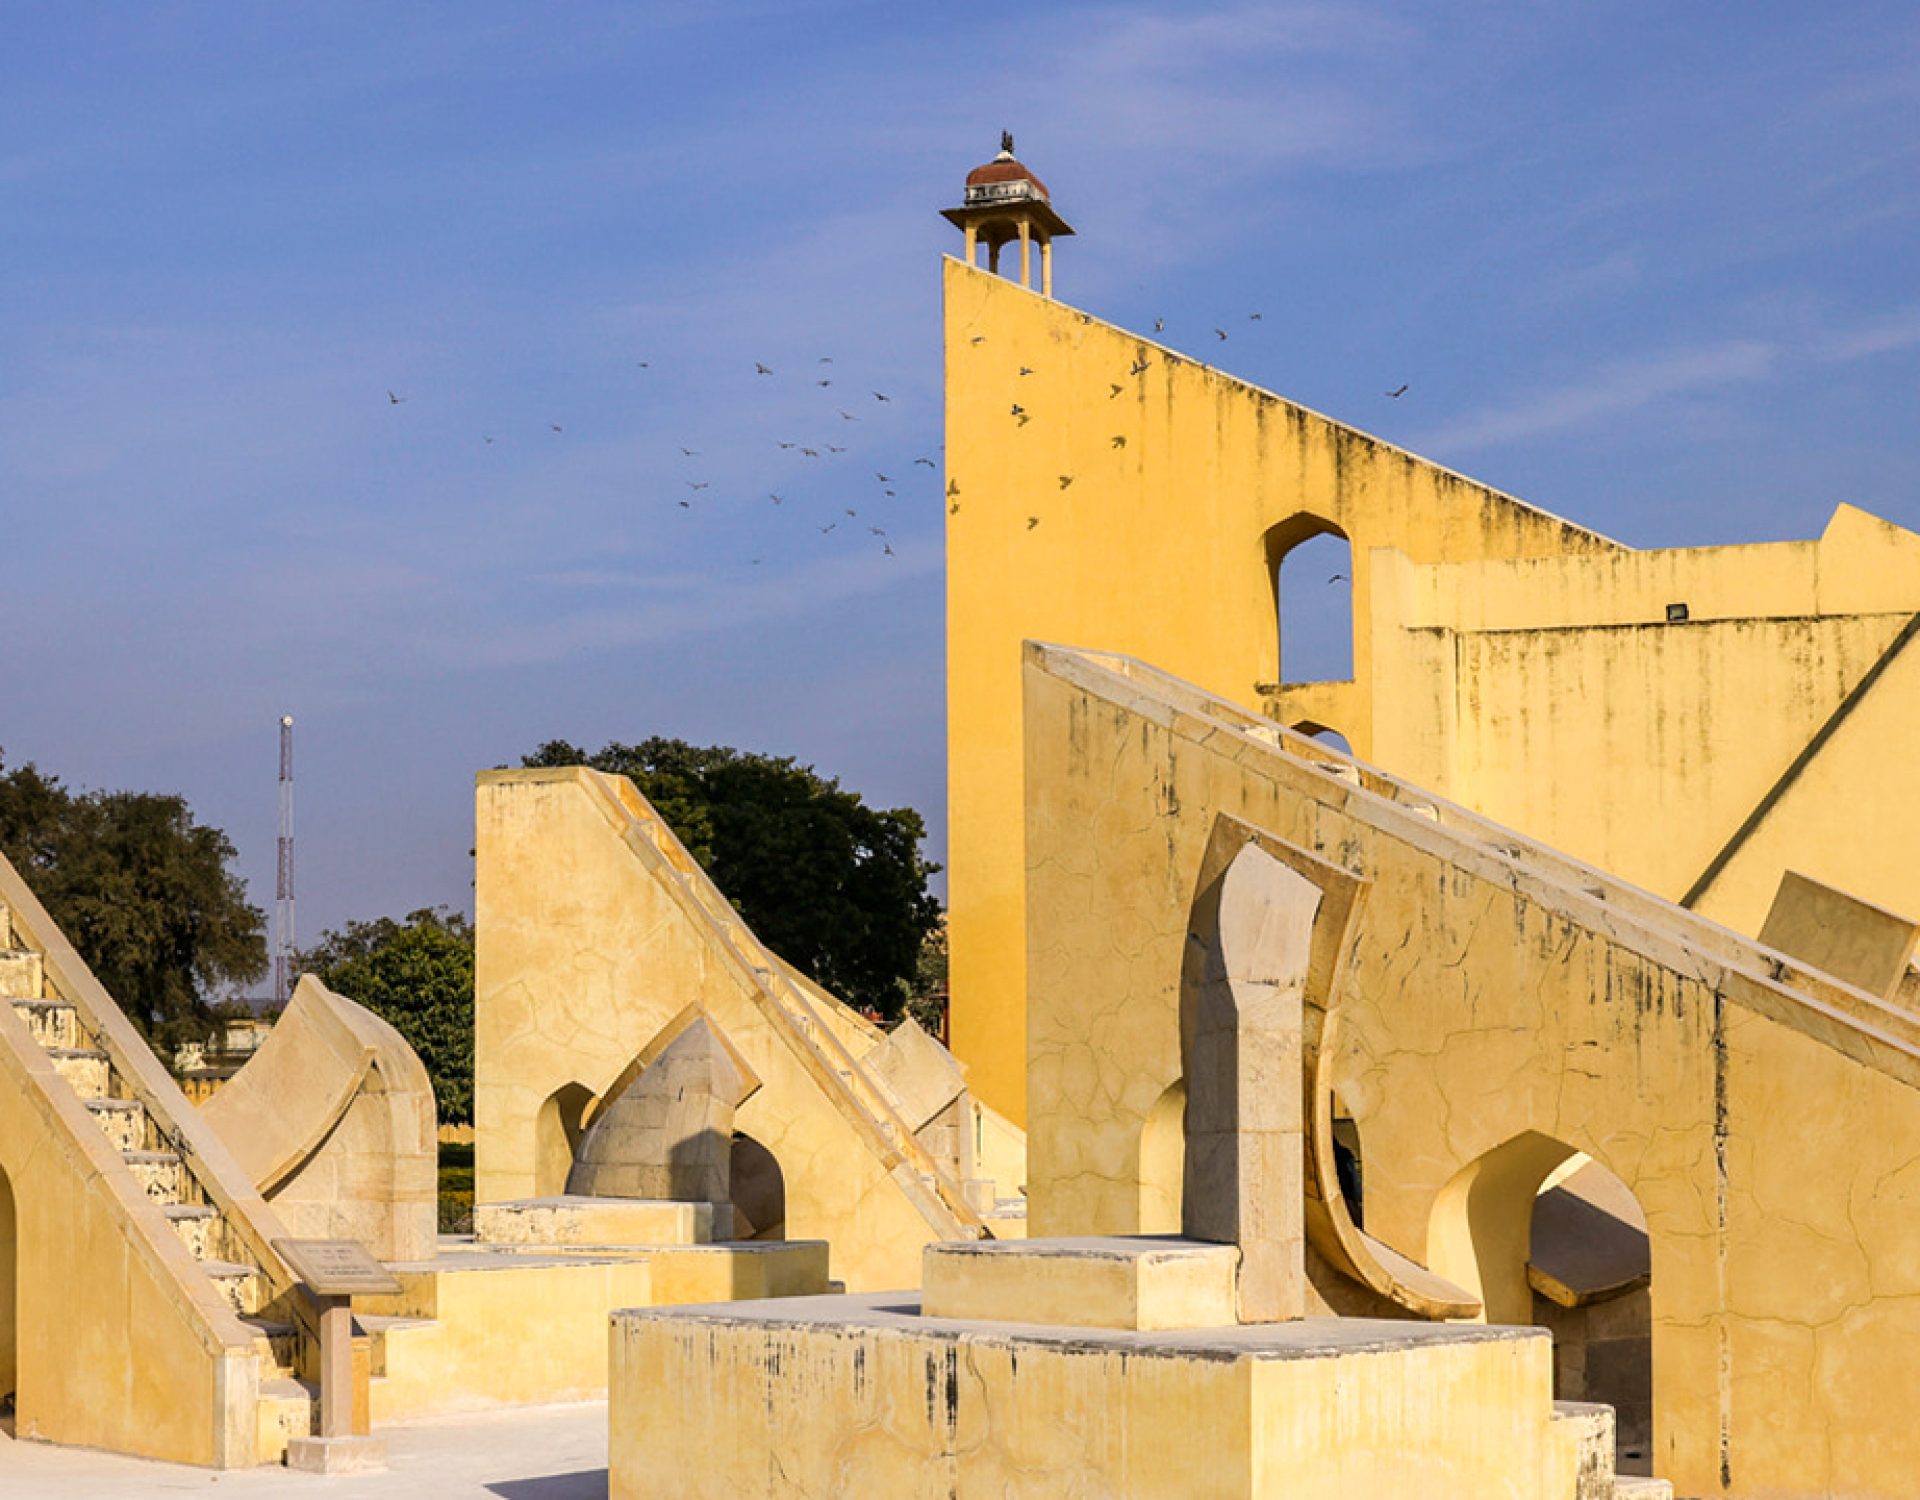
[0,753,266,1046]
[299,906,475,1125]
[523,737,942,1022]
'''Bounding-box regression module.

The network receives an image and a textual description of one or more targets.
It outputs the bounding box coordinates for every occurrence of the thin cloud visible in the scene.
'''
[1818,309,1920,363]
[1415,341,1777,454]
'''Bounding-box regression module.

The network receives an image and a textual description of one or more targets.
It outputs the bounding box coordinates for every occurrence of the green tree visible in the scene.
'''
[299,907,475,1125]
[0,753,266,1047]
[524,738,942,1022]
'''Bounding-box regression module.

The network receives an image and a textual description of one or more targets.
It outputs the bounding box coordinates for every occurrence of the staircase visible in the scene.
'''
[592,773,990,1243]
[0,859,327,1467]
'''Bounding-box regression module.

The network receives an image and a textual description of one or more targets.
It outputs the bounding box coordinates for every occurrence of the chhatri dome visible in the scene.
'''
[941,131,1073,297]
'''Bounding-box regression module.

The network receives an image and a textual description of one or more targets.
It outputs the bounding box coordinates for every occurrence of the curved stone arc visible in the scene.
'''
[203,978,375,1192]
[203,975,438,1262]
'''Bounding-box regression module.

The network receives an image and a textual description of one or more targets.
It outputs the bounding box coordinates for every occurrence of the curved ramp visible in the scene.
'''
[203,975,437,1262]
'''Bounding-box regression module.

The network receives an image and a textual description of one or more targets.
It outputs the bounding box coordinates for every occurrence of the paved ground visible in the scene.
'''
[0,1401,608,1498]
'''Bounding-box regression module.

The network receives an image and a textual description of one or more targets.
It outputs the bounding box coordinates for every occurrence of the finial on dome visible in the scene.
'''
[1000,130,1015,157]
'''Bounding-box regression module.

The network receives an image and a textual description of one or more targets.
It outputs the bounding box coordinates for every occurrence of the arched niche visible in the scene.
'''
[730,1132,786,1241]
[535,1081,598,1198]
[1138,1078,1186,1233]
[1428,1133,1653,1472]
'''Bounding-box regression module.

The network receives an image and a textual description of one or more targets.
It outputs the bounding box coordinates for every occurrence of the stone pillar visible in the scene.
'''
[1180,839,1320,1322]
[1040,235,1053,297]
[963,223,977,268]
[1018,220,1032,288]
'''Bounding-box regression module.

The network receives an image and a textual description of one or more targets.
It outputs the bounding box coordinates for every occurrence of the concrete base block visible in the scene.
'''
[610,1293,1594,1500]
[285,1435,388,1474]
[923,1235,1239,1330]
[473,1195,712,1246]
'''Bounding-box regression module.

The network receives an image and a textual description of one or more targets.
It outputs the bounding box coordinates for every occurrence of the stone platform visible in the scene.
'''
[922,1234,1239,1330]
[610,1292,1620,1499]
[360,1239,828,1422]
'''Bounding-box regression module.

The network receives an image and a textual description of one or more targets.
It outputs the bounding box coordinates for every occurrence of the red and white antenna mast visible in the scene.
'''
[273,715,296,1009]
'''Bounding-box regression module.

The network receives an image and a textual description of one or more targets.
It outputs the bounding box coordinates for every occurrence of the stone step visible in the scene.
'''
[1613,1479,1672,1500]
[123,1150,186,1204]
[355,1313,435,1378]
[10,998,79,1049]
[199,1260,264,1315]
[242,1317,302,1376]
[1550,1401,1616,1500]
[85,1096,148,1152]
[0,949,44,1000]
[256,1376,318,1464]
[162,1203,222,1260]
[48,1047,111,1099]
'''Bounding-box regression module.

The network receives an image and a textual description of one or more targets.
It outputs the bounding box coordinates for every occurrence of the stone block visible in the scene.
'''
[922,1236,1238,1331]
[285,1435,388,1474]
[474,1195,712,1247]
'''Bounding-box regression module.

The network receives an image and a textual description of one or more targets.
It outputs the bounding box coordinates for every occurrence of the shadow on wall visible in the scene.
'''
[1138,1079,1186,1233]
[0,1162,13,1409]
[730,1133,785,1241]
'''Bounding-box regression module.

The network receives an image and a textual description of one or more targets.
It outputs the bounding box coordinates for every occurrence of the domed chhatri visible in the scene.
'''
[941,131,1074,297]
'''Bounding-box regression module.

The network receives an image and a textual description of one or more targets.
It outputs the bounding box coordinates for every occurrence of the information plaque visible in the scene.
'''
[273,1238,403,1298]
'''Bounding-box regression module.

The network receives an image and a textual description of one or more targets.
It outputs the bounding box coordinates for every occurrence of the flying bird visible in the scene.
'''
[844,508,857,518]
[755,363,773,375]
[778,441,797,450]
[635,360,650,368]
[869,526,886,537]
[1249,312,1263,322]
[1027,516,1040,529]
[801,447,819,458]
[1111,435,1126,448]
[819,357,833,363]
[386,390,407,405]
[680,447,699,456]
[876,472,891,483]
[914,457,936,468]
[882,543,895,556]
[970,335,987,344]
[1018,366,1033,376]
[1058,475,1073,490]
[840,410,859,421]
[1129,358,1150,376]
[1386,384,1409,398]
[483,436,495,445]
[884,489,896,497]
[1154,318,1164,332]
[677,500,691,509]
[769,494,783,505]
[1213,328,1228,341]
[946,478,960,497]
[873,391,890,402]
[949,501,961,514]
[550,424,563,433]
[1109,383,1123,398]
[826,444,846,453]
[1010,403,1026,417]
[818,523,837,534]
[687,481,710,491]
[1329,573,1350,584]
[817,379,832,387]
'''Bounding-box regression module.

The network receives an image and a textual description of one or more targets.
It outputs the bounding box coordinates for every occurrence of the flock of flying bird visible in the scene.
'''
[381,308,1408,567]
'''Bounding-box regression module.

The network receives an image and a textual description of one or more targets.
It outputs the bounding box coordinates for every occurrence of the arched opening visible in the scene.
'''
[1265,516,1354,685]
[1138,1078,1186,1233]
[1292,722,1355,758]
[1330,1090,1364,1229]
[1428,1135,1653,1473]
[0,1162,15,1420]
[729,1133,786,1241]
[535,1081,598,1197]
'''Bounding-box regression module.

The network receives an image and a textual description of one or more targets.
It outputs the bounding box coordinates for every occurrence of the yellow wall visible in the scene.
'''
[1357,504,1920,934]
[473,767,983,1290]
[1020,643,1920,1498]
[942,258,1618,1123]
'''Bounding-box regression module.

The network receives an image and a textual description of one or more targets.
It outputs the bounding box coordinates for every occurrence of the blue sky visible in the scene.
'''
[3,3,1917,957]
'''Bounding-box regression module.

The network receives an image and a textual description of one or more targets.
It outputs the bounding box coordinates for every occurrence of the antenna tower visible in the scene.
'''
[273,715,295,1009]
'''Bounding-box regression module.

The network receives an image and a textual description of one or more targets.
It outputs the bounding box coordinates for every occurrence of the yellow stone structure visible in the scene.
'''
[472,766,1026,1292]
[1018,642,1920,1498]
[942,257,1920,1128]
